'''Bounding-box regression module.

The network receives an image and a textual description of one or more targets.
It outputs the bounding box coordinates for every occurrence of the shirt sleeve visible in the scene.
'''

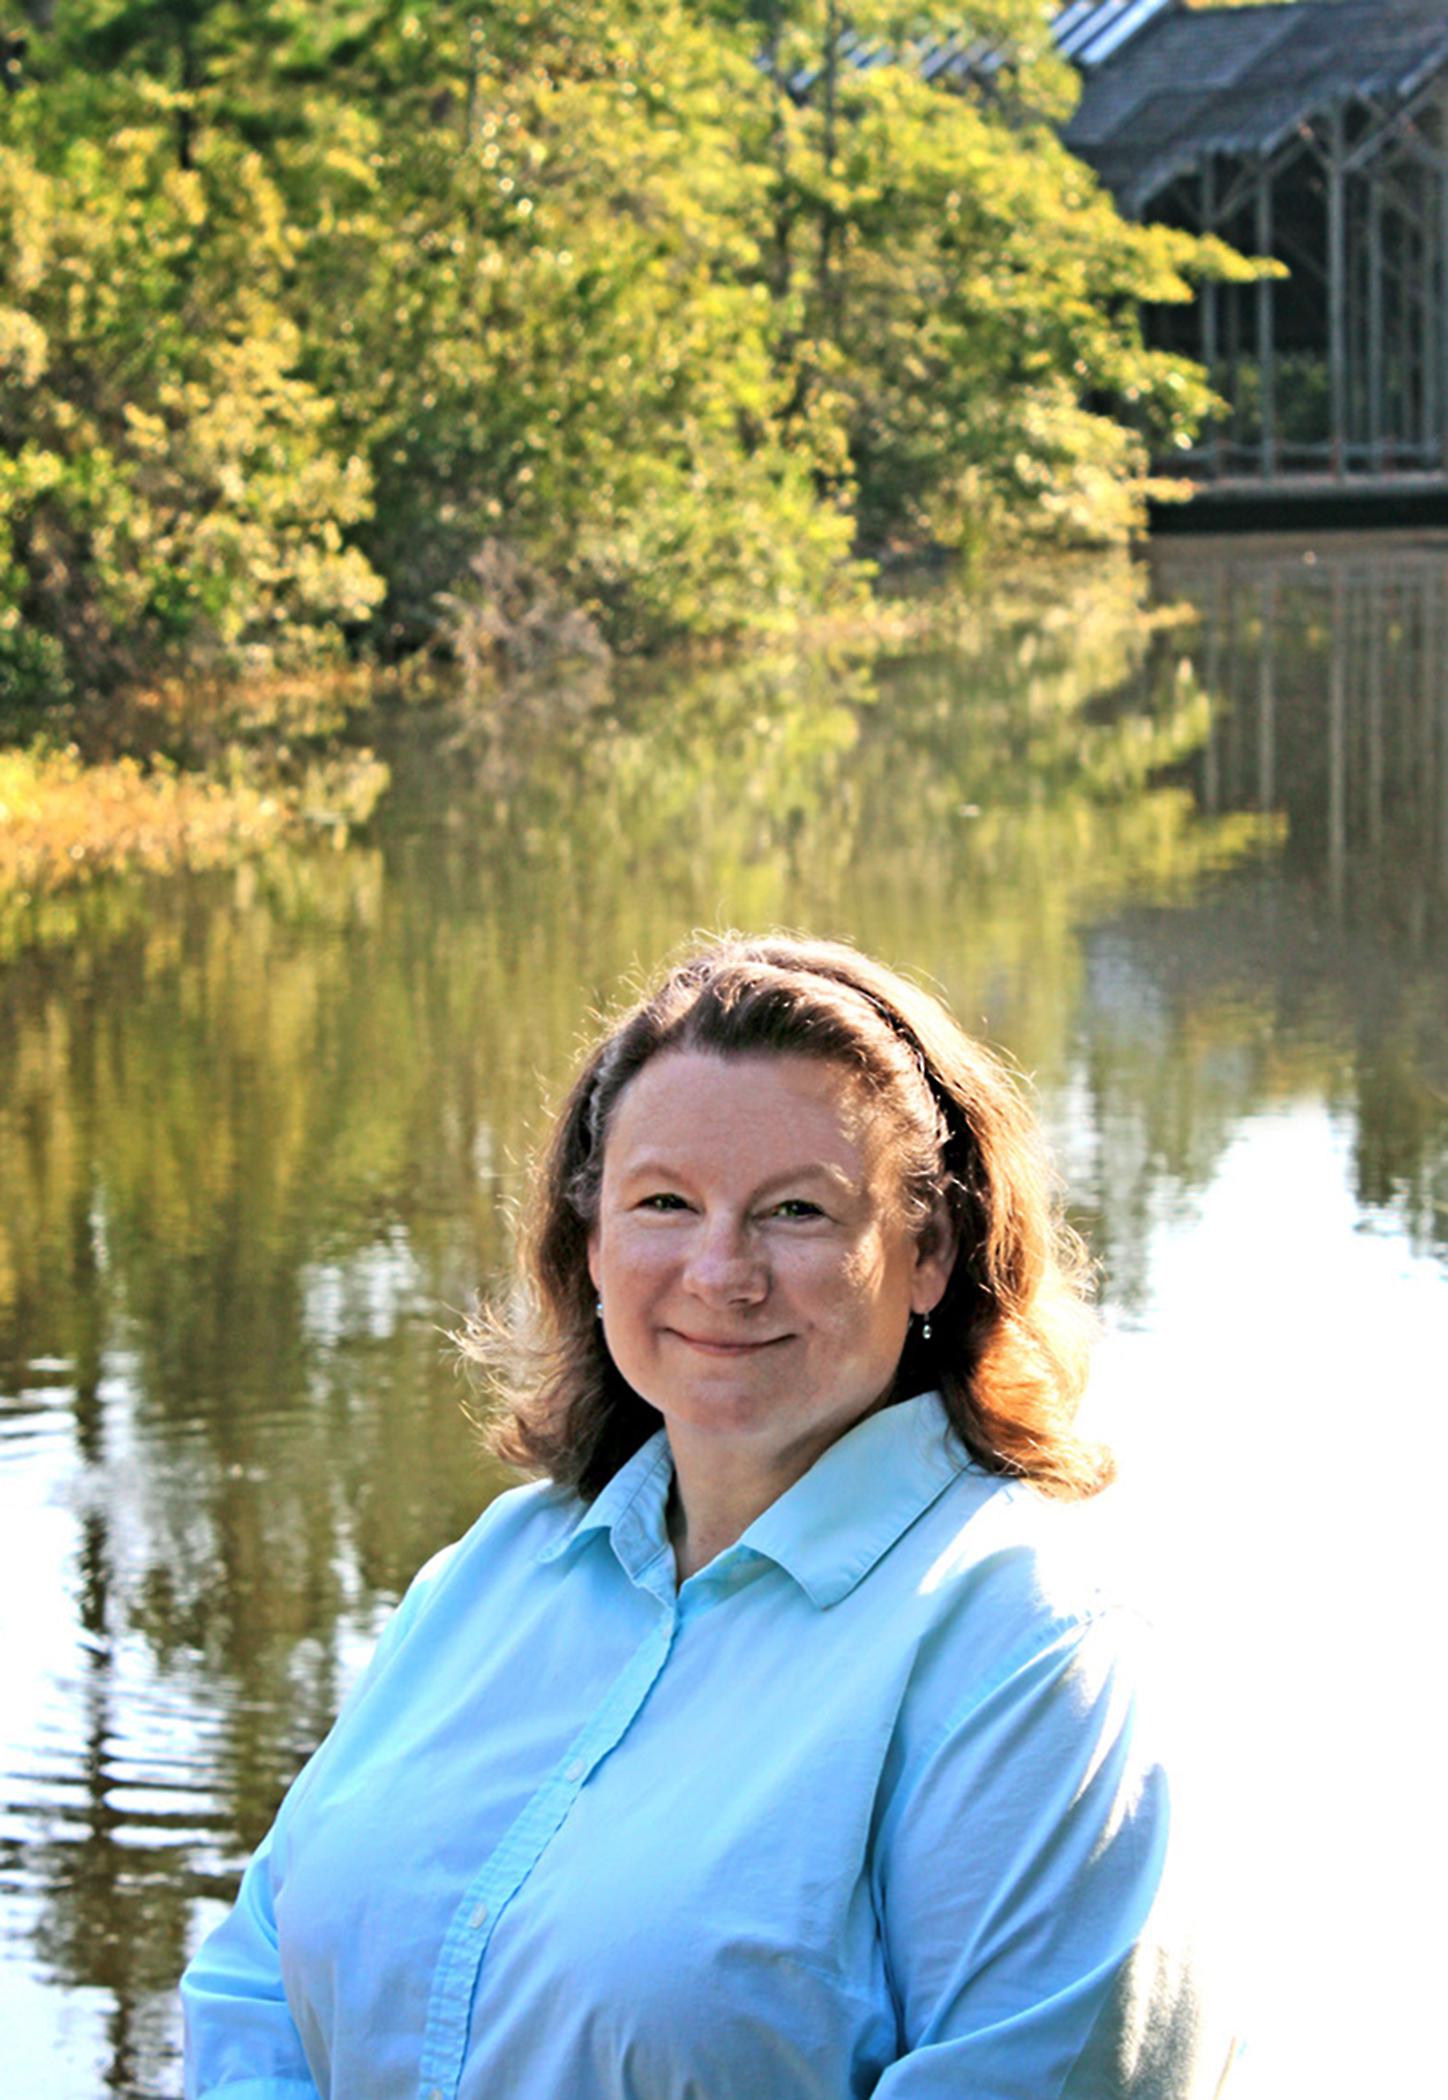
[872,1611,1238,2100]
[180,1542,458,2098]
[180,1822,320,2100]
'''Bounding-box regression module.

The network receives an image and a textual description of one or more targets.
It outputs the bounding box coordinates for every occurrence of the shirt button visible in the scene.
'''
[428,2089,443,2100]
[564,1757,586,1782]
[469,1902,488,1929]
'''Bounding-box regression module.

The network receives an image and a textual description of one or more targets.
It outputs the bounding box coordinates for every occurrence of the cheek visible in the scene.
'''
[823,1234,917,1349]
[789,1236,890,1324]
[595,1225,672,1297]
[836,1230,891,1297]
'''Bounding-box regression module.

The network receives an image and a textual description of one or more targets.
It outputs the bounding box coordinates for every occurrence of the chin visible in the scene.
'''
[657,1389,795,1439]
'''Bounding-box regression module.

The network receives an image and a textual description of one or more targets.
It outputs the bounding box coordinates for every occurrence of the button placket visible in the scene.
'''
[414,1600,679,2100]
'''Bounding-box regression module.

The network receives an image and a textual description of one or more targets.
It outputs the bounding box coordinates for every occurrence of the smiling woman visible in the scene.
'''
[589,1052,957,1576]
[497,934,1108,1512]
[180,935,1238,2100]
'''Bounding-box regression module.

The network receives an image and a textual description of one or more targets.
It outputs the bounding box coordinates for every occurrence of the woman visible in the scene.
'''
[182,934,1235,2099]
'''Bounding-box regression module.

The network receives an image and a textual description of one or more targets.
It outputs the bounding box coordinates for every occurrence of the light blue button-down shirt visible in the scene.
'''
[181,1392,1231,2099]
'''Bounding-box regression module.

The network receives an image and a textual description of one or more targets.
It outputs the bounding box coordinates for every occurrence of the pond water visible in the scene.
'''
[1,534,1444,2098]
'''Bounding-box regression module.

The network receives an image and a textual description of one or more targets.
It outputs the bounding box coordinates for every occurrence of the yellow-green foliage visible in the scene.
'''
[0,739,388,893]
[0,0,1252,694]
[0,111,385,708]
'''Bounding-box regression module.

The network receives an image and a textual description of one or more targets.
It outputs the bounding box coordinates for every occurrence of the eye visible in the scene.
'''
[770,1198,825,1220]
[637,1192,690,1212]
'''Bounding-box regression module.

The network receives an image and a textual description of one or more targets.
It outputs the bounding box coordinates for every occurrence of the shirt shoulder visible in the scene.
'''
[397,1472,582,1623]
[910,1467,1120,1627]
[890,1470,1154,1746]
[266,1473,580,1837]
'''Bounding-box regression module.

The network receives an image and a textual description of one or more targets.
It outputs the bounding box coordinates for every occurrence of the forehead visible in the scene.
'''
[602,1049,884,1172]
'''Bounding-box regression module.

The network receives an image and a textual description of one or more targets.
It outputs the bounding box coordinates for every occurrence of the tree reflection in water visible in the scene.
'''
[0,538,1443,2095]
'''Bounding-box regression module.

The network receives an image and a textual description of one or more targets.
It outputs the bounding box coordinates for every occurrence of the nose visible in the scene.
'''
[681,1212,768,1305]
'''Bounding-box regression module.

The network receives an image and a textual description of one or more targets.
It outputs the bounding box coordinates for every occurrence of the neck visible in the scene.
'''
[665,1428,833,1583]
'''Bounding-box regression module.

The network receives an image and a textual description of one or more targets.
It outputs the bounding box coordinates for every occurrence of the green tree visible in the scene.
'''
[730,0,1259,549]
[0,76,384,707]
[0,0,1260,701]
[296,0,860,650]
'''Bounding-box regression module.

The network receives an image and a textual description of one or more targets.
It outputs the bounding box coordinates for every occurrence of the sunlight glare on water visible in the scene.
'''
[1079,1105,1447,2100]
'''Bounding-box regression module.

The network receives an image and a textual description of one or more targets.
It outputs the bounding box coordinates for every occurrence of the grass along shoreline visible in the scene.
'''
[0,740,391,898]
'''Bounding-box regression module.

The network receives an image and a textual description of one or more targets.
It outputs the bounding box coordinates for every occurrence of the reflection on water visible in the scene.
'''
[1115,536,1448,1275]
[1,538,1443,2096]
[1156,538,1448,931]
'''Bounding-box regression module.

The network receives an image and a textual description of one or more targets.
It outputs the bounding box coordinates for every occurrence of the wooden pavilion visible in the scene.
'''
[1063,0,1448,496]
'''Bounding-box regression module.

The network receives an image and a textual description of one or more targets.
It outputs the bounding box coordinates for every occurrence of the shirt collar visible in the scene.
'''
[737,1391,971,1607]
[538,1391,971,1609]
[535,1430,675,1581]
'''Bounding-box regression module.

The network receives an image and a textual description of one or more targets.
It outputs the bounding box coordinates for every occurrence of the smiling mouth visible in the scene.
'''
[668,1331,791,1355]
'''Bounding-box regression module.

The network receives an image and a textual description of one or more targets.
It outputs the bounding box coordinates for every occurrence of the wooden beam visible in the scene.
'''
[1220,158,1273,225]
[1422,175,1437,464]
[1376,166,1432,245]
[1257,161,1276,477]
[1226,232,1243,455]
[1369,177,1385,466]
[1343,79,1448,178]
[1328,106,1349,478]
[1271,223,1328,288]
[1341,222,1357,468]
[1435,163,1443,468]
[1201,158,1220,478]
[1393,197,1408,467]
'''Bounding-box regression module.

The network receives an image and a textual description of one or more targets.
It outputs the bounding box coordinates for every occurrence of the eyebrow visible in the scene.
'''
[614,1158,861,1199]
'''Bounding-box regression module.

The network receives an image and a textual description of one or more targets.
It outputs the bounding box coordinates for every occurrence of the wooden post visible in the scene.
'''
[1257,161,1276,478]
[1426,168,1441,468]
[1328,107,1349,477]
[1226,246,1242,462]
[1368,178,1385,468]
[1390,193,1404,471]
[1202,159,1220,478]
[1409,172,1429,467]
[1435,166,1443,472]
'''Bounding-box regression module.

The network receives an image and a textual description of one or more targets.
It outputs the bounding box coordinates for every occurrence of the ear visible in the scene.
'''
[911,1197,957,1316]
[586,1228,601,1292]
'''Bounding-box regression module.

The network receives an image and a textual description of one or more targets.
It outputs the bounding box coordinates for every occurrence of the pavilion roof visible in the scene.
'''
[1065,0,1448,213]
[777,1,1175,98]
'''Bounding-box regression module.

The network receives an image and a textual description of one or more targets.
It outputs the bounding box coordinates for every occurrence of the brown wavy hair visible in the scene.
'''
[470,934,1111,1503]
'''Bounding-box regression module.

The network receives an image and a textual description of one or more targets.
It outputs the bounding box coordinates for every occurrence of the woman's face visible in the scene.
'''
[587,1050,953,1481]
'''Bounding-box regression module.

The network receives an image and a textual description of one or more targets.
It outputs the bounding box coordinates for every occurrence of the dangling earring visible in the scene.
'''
[595,1299,604,1320]
[920,1315,933,1343]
